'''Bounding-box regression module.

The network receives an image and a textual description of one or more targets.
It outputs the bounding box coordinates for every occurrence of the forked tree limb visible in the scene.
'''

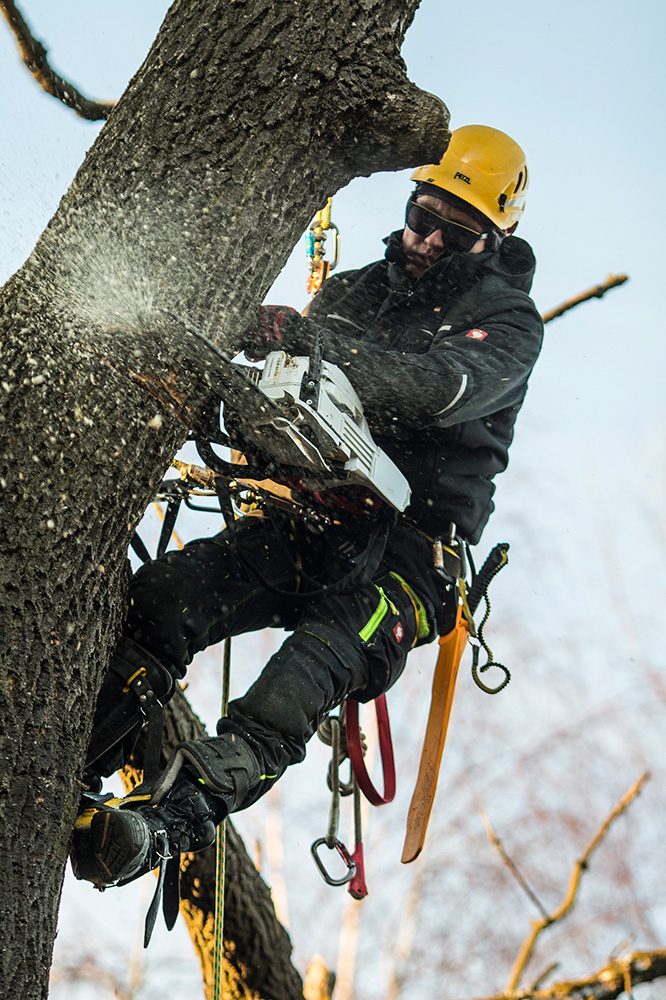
[0,0,114,119]
[542,274,629,324]
[469,947,666,1000]
[493,771,650,992]
[480,811,550,922]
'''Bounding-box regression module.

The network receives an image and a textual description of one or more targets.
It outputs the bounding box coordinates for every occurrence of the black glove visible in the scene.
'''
[244,304,300,360]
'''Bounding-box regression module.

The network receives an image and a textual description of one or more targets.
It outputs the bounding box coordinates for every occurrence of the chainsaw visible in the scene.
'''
[197,347,411,513]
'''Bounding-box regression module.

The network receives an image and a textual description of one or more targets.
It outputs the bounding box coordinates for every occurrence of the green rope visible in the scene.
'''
[212,637,232,999]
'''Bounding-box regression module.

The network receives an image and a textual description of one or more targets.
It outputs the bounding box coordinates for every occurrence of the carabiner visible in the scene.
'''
[310,837,356,886]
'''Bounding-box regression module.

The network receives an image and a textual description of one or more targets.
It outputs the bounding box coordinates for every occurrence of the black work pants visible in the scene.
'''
[118,517,438,809]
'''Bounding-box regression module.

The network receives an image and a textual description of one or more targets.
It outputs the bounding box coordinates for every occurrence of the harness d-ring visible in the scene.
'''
[345,695,396,806]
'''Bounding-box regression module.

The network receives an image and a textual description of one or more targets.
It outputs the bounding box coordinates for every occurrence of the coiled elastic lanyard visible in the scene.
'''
[459,553,511,695]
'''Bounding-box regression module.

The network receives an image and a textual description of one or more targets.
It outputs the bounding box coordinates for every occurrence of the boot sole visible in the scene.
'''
[72,806,151,887]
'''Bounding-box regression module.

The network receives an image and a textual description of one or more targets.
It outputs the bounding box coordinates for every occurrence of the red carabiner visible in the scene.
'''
[345,695,396,806]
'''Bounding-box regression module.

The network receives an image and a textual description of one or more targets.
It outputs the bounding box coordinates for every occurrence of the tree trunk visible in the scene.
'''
[0,1,448,996]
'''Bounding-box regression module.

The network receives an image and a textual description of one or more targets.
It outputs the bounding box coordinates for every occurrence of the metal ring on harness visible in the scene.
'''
[345,695,396,807]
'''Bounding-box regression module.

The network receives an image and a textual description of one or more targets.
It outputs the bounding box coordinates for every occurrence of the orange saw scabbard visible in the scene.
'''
[401,604,469,863]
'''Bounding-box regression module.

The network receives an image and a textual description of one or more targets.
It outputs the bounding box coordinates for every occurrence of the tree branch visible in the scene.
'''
[480,810,550,922]
[505,772,650,991]
[0,0,114,120]
[541,274,629,325]
[469,947,666,1000]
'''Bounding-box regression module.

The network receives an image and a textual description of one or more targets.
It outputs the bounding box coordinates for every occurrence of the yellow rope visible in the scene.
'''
[212,637,231,998]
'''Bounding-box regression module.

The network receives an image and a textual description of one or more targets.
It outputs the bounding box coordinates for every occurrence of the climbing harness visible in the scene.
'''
[306,198,339,297]
[127,453,512,906]
[121,331,512,914]
[134,465,511,895]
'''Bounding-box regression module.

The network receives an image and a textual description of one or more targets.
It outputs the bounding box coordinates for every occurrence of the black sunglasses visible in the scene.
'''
[405,200,487,253]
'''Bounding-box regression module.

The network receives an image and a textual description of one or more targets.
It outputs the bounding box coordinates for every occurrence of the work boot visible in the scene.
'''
[71,779,218,889]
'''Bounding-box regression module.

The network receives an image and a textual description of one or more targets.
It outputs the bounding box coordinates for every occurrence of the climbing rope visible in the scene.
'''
[212,636,232,999]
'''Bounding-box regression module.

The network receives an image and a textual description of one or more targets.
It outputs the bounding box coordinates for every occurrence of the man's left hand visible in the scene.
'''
[244,305,299,360]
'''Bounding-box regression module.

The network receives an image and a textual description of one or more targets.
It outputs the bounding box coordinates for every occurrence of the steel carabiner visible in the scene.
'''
[310,837,356,886]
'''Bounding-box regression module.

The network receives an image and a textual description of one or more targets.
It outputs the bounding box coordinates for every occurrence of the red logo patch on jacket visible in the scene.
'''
[393,622,404,643]
[466,329,488,340]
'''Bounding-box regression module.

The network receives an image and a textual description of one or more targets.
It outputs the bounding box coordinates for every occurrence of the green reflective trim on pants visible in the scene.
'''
[389,572,431,641]
[359,587,389,643]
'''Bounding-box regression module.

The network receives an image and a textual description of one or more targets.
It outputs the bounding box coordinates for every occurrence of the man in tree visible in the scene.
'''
[72,124,542,892]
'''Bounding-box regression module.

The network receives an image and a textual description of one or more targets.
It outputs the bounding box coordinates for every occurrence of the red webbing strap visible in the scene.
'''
[345,695,396,807]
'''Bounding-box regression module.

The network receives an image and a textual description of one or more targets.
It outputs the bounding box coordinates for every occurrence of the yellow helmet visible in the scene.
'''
[410,125,528,230]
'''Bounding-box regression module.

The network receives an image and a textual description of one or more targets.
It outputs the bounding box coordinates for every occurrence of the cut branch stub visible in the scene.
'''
[0,0,114,119]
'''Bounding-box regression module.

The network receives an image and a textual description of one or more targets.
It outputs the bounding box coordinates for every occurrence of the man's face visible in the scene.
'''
[402,193,489,279]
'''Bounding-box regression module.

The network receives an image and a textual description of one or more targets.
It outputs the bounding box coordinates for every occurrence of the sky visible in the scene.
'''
[2,2,666,997]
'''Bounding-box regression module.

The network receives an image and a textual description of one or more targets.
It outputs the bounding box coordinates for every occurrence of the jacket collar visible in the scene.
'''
[383,229,537,296]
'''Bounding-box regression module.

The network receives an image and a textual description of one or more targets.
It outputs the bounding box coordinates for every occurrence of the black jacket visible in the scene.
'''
[280,231,543,545]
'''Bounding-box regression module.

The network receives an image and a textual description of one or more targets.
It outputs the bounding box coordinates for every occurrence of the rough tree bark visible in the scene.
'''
[0,1,448,997]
